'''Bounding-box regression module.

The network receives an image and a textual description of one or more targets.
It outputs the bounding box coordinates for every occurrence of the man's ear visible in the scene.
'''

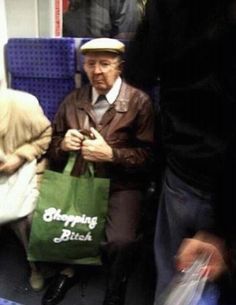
[118,60,125,73]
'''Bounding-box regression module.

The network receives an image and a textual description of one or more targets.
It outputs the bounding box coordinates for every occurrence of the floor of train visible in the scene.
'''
[0,228,156,305]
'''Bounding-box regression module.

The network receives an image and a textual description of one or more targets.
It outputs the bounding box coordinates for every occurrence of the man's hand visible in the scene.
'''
[0,154,25,174]
[60,129,84,152]
[81,127,113,162]
[176,232,227,281]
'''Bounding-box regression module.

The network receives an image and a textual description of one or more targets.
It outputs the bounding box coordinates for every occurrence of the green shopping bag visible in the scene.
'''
[27,155,110,265]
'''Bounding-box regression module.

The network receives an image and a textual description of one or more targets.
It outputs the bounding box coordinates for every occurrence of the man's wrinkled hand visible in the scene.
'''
[81,127,113,162]
[60,129,84,152]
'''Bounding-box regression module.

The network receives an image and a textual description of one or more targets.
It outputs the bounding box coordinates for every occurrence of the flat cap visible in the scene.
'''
[80,38,125,55]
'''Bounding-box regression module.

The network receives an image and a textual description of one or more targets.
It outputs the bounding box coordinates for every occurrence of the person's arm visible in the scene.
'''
[112,97,154,168]
[1,126,52,175]
[176,231,228,281]
[48,97,73,163]
[0,105,52,174]
[82,96,155,168]
[14,124,52,161]
[48,90,86,171]
[111,0,142,39]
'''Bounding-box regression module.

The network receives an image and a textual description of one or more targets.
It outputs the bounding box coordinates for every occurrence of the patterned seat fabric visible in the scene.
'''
[7,38,76,121]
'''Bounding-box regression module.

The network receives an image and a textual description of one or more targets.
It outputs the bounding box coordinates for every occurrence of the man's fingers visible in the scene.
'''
[66,129,84,140]
[90,127,103,140]
[61,129,85,151]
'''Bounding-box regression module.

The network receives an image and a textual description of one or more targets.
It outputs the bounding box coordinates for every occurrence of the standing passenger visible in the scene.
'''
[124,0,236,304]
[63,0,143,39]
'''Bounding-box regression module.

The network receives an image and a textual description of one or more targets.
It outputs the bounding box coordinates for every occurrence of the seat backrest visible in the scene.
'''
[6,38,76,121]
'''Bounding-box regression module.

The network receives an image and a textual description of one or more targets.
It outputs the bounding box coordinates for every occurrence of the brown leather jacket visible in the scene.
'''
[48,81,155,191]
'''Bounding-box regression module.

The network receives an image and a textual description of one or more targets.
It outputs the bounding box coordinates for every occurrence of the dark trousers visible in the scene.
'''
[154,167,216,300]
[102,189,143,290]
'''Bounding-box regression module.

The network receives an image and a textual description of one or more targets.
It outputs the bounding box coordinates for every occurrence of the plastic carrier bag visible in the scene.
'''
[0,159,38,224]
[155,255,219,305]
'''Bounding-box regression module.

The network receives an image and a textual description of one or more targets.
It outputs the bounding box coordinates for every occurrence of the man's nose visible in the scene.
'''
[93,63,103,73]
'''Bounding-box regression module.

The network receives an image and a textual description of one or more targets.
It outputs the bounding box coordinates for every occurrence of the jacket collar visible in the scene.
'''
[91,77,122,105]
[77,81,130,131]
[78,81,129,112]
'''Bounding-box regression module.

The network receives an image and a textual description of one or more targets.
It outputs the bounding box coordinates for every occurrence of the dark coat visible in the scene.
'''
[125,0,236,247]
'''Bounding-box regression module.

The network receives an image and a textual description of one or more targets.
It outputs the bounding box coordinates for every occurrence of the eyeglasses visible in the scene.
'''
[84,60,120,72]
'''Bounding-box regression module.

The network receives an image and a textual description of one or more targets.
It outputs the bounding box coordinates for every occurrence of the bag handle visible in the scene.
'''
[82,162,94,177]
[63,153,94,177]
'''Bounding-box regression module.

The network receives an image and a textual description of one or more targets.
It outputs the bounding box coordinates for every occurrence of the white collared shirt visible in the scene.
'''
[91,77,122,105]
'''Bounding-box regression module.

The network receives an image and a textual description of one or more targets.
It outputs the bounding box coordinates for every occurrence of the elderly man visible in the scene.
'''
[42,38,154,305]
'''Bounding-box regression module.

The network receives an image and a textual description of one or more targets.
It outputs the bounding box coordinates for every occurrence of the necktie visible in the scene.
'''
[93,95,110,123]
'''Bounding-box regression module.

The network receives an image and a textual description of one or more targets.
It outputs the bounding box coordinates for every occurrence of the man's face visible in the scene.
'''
[83,52,122,94]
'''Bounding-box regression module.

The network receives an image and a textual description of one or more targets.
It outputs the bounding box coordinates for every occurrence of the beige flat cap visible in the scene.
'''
[80,38,125,55]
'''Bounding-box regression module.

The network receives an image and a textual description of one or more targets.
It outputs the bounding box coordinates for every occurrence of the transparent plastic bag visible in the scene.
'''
[155,255,219,305]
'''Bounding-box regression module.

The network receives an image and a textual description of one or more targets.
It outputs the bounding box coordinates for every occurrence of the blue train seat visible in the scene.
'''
[6,38,76,121]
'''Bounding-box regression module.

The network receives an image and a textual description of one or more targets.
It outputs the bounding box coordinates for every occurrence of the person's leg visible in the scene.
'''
[154,167,216,301]
[102,189,143,305]
[42,266,75,305]
[10,214,44,291]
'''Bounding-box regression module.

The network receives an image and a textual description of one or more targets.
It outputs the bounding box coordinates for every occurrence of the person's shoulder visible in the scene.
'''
[61,85,91,105]
[120,81,153,113]
[67,85,90,98]
[122,80,151,100]
[0,88,39,107]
